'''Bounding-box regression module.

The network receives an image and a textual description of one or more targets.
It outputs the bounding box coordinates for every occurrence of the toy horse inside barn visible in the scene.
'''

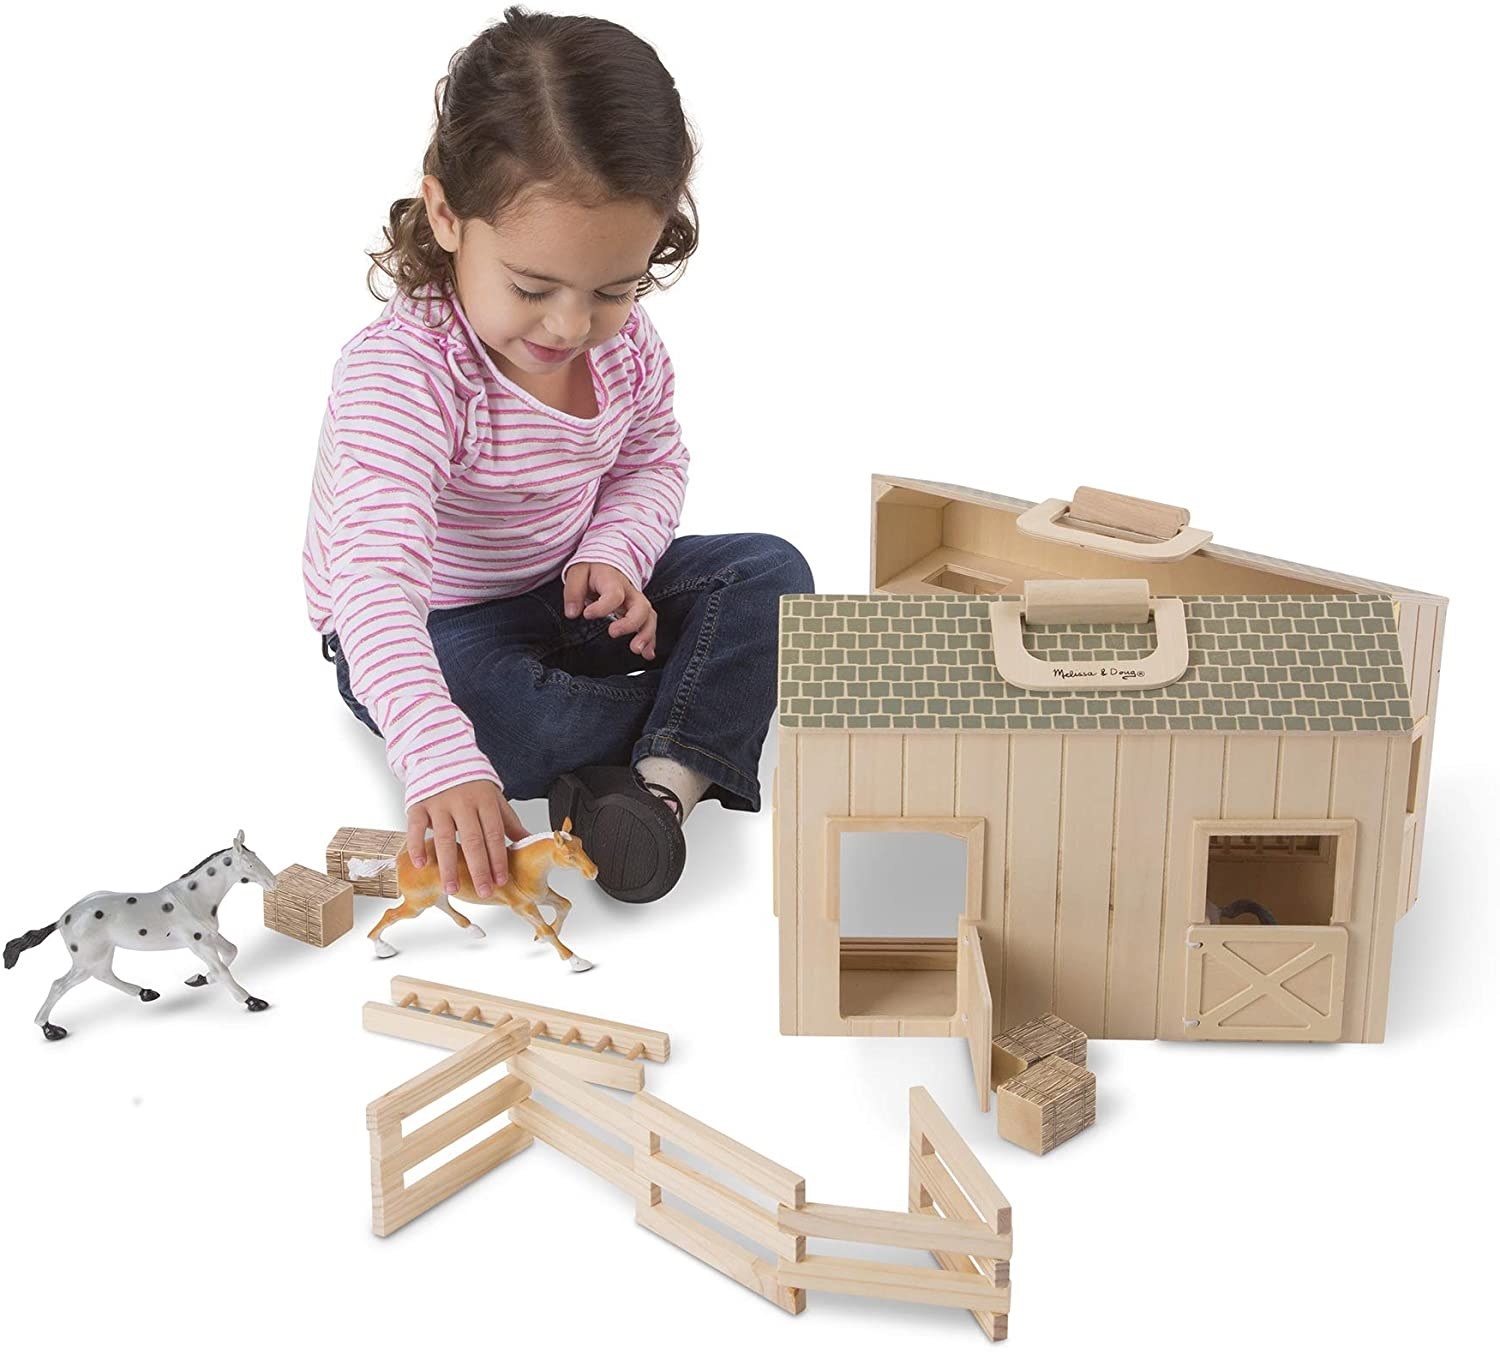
[3,830,278,1040]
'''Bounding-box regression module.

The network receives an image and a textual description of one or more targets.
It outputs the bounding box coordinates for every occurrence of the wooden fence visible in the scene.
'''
[365,978,1012,1340]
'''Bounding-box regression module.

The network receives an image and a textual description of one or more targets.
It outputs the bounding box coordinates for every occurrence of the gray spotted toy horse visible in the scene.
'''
[3,830,278,1040]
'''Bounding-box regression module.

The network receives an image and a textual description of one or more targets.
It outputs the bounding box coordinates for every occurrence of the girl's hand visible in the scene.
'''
[563,561,658,660]
[408,780,527,898]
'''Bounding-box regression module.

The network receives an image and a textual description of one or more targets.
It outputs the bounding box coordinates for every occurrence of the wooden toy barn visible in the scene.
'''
[773,479,1444,1088]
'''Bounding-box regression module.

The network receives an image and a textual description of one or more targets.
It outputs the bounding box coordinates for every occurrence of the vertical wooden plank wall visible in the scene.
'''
[957,734,1010,1025]
[1106,737,1172,1038]
[1052,737,1118,1034]
[1330,738,1399,1042]
[776,732,800,1034]
[1154,738,1228,1039]
[1393,595,1445,916]
[793,732,851,1033]
[902,736,958,819]
[1221,736,1280,819]
[1003,737,1063,1030]
[900,736,961,1038]
[851,732,905,817]
[846,733,908,1035]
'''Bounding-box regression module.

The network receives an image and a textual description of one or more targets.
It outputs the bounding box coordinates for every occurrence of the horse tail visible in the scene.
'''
[346,857,398,881]
[4,922,58,970]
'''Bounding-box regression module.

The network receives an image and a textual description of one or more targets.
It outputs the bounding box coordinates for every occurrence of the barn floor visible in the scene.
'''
[840,965,957,1018]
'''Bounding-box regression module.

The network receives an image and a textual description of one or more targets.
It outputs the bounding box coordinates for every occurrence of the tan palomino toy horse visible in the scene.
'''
[349,820,597,971]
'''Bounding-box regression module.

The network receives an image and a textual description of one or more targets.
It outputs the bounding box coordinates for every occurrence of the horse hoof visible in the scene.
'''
[568,955,595,973]
[373,940,398,960]
[139,988,160,1003]
[184,974,209,988]
[466,925,487,942]
[245,997,269,1013]
[42,1023,68,1041]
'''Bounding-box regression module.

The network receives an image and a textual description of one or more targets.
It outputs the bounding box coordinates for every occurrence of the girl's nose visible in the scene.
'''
[546,299,592,348]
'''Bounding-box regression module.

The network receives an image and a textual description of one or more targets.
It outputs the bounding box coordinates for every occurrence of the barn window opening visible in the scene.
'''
[1206,834,1339,928]
[922,563,1012,596]
[836,829,970,1019]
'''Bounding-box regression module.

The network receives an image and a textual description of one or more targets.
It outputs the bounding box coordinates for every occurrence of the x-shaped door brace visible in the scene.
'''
[1184,924,1347,1040]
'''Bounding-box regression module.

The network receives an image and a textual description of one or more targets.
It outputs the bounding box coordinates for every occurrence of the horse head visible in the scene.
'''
[229,830,279,890]
[551,818,599,882]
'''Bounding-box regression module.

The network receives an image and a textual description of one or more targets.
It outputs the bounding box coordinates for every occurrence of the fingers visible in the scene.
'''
[608,589,651,638]
[630,607,658,661]
[499,796,527,841]
[453,804,496,899]
[413,781,520,898]
[406,805,431,868]
[477,795,510,891]
[562,563,590,620]
[430,808,460,895]
[582,577,626,620]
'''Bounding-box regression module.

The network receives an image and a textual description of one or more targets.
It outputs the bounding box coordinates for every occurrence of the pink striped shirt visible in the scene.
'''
[302,282,688,808]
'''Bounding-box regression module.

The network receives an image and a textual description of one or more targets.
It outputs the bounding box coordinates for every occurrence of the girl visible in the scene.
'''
[302,7,811,906]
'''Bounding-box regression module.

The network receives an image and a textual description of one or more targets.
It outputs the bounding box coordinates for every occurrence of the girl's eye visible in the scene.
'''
[508,282,636,306]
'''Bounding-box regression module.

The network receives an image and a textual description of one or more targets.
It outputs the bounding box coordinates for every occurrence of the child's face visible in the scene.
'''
[422,179,665,380]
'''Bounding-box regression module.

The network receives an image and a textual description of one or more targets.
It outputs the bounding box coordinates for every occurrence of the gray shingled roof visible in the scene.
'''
[779,595,1413,734]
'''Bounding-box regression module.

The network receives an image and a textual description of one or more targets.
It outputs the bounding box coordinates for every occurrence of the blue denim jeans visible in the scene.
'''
[327,533,813,812]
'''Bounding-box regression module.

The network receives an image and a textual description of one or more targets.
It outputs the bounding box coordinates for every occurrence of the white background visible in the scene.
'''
[1,3,1495,1349]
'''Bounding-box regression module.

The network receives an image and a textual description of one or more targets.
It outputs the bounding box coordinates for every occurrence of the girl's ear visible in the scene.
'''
[421,174,462,252]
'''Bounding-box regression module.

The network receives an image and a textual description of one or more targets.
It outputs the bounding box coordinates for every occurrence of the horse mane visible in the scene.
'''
[179,846,232,879]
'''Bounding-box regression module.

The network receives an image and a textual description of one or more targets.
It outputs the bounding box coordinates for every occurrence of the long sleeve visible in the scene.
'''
[566,305,689,588]
[320,333,502,808]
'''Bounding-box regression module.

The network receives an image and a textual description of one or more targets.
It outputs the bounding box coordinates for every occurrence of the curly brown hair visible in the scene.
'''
[367,6,699,305]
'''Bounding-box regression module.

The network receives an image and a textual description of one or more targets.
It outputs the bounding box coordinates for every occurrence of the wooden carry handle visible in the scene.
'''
[1015,486,1212,562]
[991,581,1190,690]
[1022,578,1151,624]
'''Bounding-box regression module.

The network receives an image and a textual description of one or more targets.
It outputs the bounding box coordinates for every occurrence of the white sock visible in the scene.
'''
[635,756,712,821]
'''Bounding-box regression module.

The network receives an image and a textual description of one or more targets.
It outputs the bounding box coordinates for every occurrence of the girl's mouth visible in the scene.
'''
[522,339,576,364]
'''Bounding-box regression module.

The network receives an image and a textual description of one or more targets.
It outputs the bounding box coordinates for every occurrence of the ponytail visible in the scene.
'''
[367,192,452,303]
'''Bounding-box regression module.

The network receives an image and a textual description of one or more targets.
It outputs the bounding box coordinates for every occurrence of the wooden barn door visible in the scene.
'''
[1183,925,1348,1041]
[957,920,994,1109]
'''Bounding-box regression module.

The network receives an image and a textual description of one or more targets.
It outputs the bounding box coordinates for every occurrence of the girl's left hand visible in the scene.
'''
[563,561,658,660]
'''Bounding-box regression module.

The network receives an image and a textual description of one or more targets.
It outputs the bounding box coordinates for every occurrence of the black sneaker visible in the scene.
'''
[548,765,686,903]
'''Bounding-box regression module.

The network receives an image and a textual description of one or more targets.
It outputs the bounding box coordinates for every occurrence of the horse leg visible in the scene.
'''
[516,902,593,973]
[367,893,433,959]
[94,960,160,1005]
[543,887,572,937]
[435,899,486,942]
[182,934,268,1012]
[186,933,236,987]
[34,961,92,1040]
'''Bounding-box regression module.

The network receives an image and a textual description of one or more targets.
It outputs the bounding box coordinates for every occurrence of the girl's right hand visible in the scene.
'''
[407,780,527,898]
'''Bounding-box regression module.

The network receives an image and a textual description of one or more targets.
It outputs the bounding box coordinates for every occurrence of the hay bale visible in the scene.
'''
[991,1012,1087,1088]
[996,1055,1096,1155]
[264,864,354,947]
[326,827,405,899]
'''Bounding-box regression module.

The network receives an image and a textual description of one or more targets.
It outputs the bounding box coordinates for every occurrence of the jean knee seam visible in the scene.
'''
[655,584,726,738]
[649,567,741,605]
